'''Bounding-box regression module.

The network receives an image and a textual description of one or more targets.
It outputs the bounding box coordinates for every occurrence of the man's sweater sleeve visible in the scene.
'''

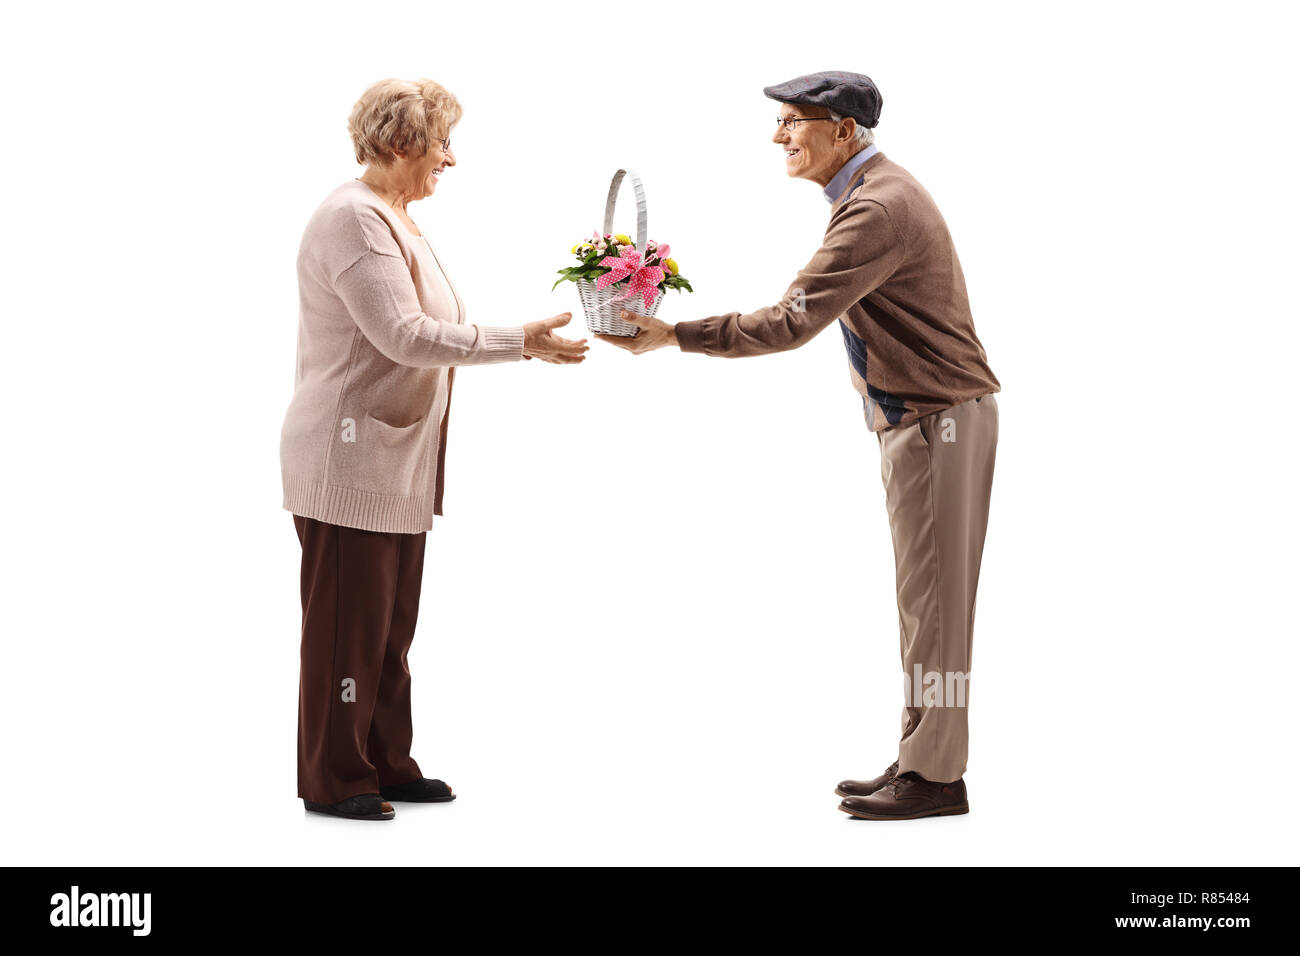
[675,198,905,357]
[328,209,524,369]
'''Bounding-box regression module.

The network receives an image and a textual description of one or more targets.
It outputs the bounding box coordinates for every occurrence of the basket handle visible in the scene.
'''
[602,168,649,253]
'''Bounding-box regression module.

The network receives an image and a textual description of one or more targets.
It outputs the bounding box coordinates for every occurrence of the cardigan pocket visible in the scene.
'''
[360,412,425,497]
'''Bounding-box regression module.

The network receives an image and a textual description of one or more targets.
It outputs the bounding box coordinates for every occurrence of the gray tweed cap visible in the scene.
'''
[763,71,883,128]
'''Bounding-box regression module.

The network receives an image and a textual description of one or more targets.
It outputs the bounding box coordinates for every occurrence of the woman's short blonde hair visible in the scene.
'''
[347,78,463,166]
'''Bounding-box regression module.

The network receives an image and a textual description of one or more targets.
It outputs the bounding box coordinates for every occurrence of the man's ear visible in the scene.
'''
[837,117,858,143]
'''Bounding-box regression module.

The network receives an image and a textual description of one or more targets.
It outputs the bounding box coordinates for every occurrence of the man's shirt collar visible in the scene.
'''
[823,144,880,204]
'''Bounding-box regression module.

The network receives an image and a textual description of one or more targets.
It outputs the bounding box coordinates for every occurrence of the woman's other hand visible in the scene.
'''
[523,313,588,364]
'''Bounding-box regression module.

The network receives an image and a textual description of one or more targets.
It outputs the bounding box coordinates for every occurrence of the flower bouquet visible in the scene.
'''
[554,168,693,336]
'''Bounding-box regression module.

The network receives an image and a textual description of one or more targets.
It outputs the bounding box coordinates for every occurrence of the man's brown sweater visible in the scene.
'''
[674,150,999,430]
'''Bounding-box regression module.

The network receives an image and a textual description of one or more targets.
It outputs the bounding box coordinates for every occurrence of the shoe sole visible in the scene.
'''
[303,801,395,821]
[380,793,456,803]
[835,787,886,798]
[838,802,969,820]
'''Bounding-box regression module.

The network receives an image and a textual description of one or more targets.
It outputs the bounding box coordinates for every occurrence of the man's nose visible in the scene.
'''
[772,126,787,145]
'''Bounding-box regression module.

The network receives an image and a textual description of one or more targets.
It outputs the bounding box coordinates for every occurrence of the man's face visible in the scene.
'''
[772,103,853,186]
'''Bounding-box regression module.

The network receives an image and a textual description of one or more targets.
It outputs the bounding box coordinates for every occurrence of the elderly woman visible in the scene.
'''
[279,77,586,821]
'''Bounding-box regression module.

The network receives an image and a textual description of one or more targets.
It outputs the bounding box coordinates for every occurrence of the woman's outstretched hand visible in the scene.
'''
[523,312,588,364]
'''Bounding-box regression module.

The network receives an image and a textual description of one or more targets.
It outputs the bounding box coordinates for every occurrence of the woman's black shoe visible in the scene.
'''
[303,793,395,820]
[379,777,456,803]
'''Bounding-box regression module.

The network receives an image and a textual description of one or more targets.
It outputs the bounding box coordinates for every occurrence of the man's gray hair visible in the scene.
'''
[829,110,875,146]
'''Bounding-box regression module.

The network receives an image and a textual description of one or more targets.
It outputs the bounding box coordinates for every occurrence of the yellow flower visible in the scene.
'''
[663,258,679,276]
[613,233,633,246]
[571,244,581,254]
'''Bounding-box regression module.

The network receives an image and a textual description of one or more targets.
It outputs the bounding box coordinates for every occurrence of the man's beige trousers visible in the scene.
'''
[877,394,998,783]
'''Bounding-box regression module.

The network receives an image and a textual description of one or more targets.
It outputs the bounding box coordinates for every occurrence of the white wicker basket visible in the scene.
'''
[575,168,662,337]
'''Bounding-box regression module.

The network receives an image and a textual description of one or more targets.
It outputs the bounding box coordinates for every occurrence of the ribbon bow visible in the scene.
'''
[595,246,664,310]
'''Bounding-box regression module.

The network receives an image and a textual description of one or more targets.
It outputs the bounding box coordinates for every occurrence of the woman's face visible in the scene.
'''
[397,134,456,201]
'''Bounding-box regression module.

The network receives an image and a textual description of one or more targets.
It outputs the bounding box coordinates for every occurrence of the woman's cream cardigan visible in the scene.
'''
[280,180,524,533]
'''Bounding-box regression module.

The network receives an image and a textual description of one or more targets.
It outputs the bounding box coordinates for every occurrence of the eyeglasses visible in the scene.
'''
[439,136,452,152]
[776,116,836,132]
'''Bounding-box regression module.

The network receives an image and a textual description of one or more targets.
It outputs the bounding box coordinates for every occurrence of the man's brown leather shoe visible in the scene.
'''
[838,771,969,820]
[835,760,899,798]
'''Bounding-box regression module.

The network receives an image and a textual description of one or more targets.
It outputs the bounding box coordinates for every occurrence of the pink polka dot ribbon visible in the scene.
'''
[595,247,665,310]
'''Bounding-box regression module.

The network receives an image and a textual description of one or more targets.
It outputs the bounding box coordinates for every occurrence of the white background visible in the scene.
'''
[1,0,1296,865]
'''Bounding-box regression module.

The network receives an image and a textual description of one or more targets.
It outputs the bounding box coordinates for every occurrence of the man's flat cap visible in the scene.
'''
[763,71,883,128]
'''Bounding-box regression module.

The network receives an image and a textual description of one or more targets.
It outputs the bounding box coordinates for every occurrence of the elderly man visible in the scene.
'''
[599,71,1000,820]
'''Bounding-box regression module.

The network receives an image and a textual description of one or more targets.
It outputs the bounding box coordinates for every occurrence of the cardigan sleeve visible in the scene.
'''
[332,247,524,368]
[316,204,524,369]
[675,198,906,357]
